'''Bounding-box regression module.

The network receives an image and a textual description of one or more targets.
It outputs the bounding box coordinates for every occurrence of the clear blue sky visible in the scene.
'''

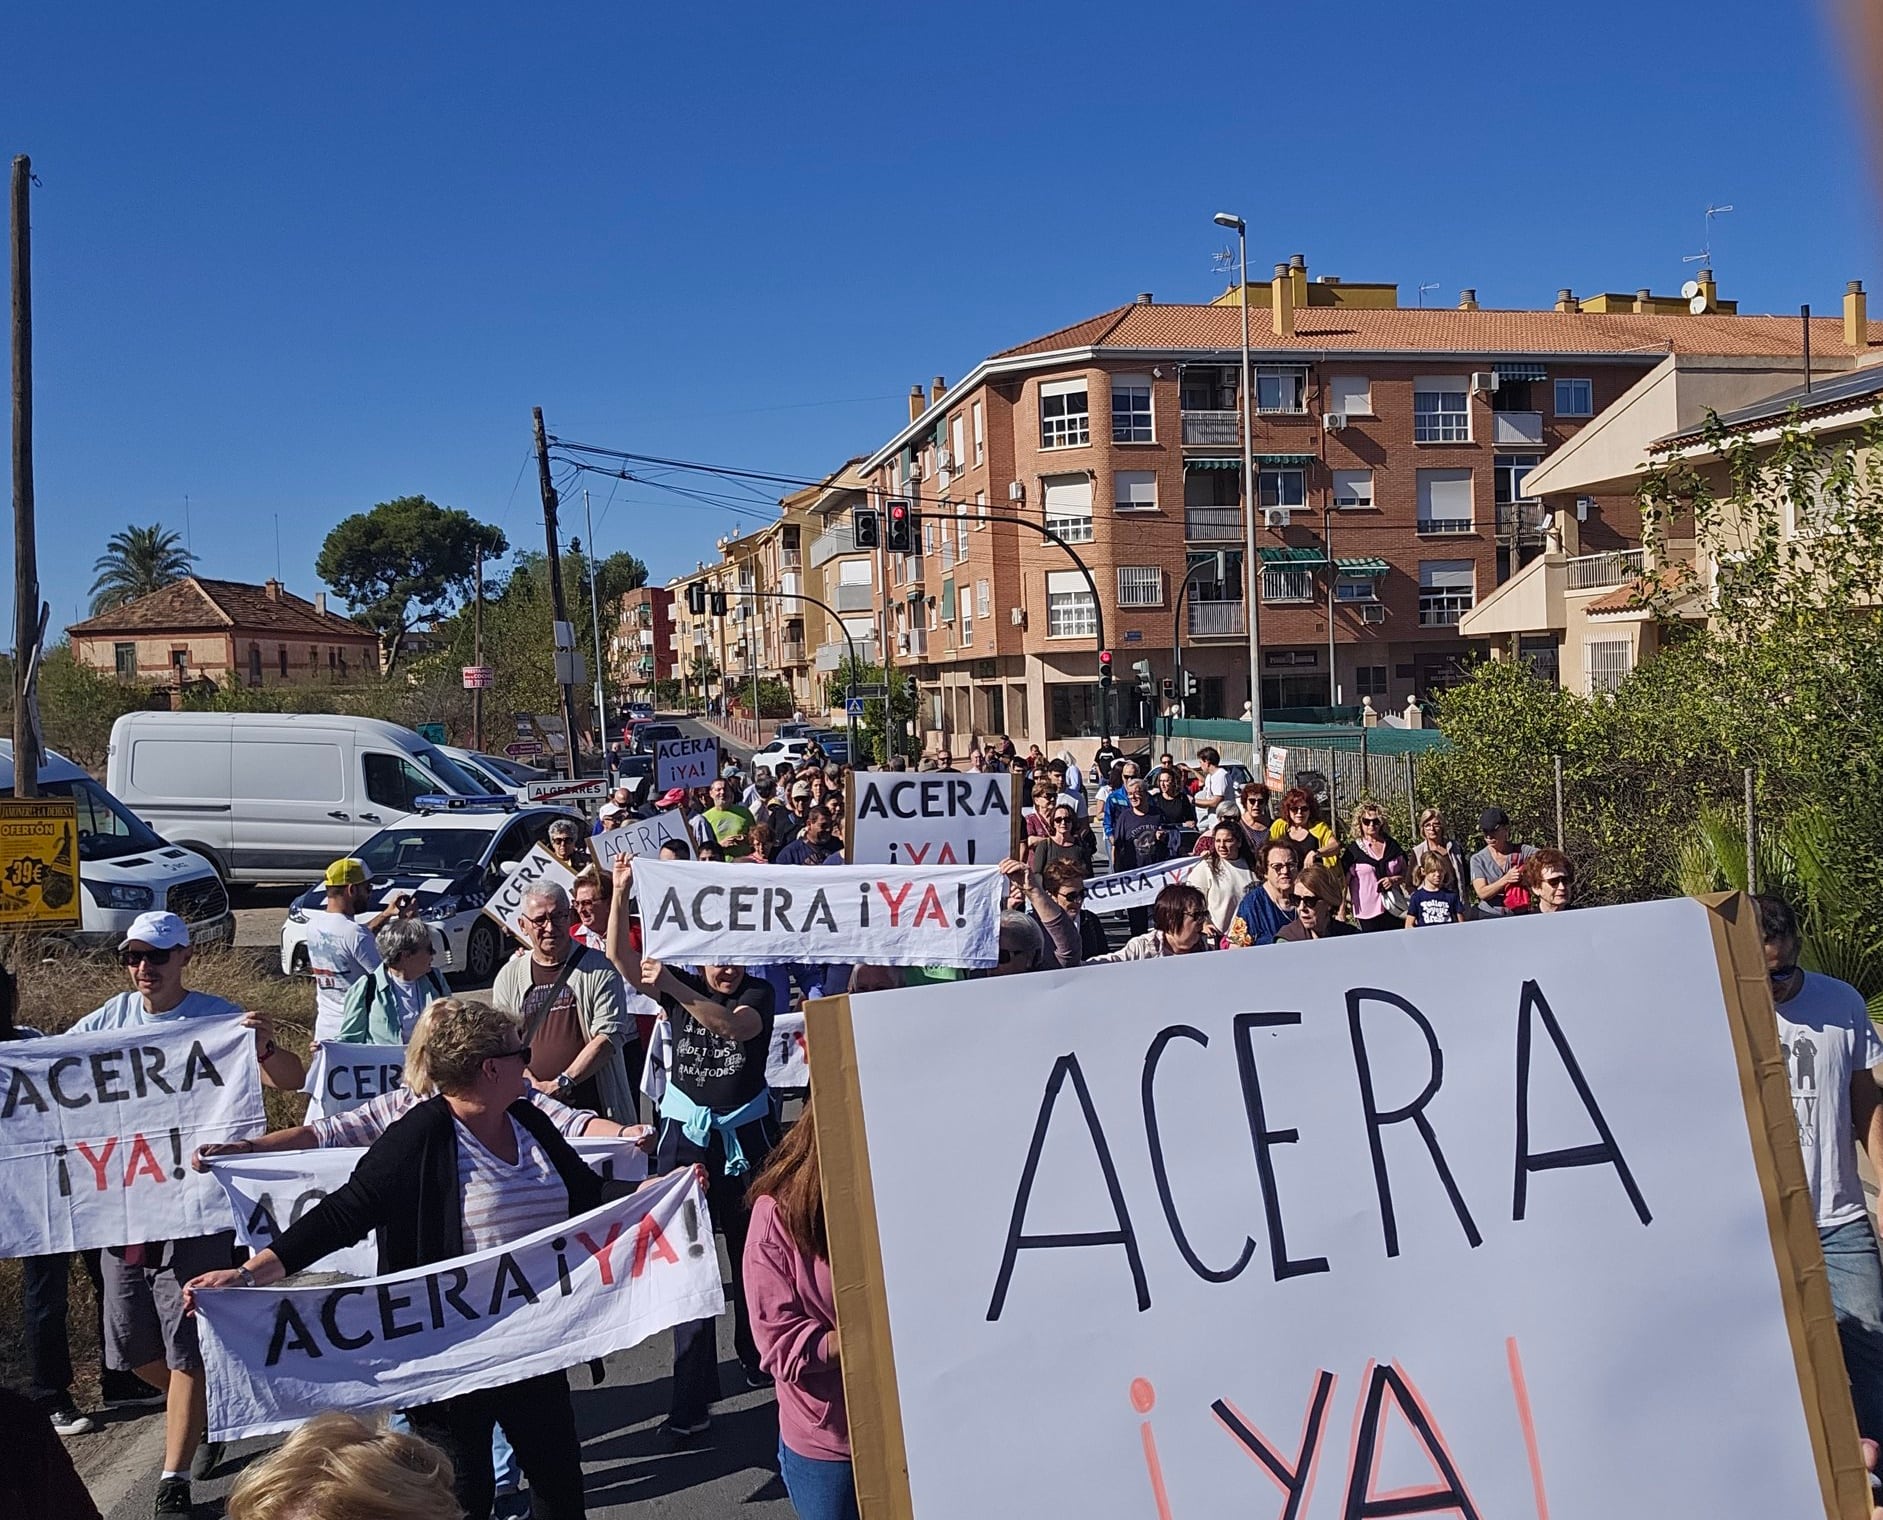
[6,1,1877,634]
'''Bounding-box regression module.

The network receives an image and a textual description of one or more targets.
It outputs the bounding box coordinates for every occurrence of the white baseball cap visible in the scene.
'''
[121,911,189,951]
[599,802,622,818]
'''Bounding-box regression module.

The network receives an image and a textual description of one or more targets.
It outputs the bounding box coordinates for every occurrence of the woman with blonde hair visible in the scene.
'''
[1276,862,1359,943]
[1338,800,1408,932]
[226,1411,461,1520]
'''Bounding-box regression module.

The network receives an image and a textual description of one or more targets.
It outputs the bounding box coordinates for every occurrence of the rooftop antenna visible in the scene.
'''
[1417,281,1440,308]
[1682,203,1735,268]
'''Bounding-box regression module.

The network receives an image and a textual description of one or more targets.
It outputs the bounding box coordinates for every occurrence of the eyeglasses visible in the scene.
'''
[1267,860,1297,875]
[1177,910,1208,924]
[1541,875,1569,888]
[1053,814,1074,826]
[120,947,174,968]
[520,910,574,929]
[1292,893,1327,908]
[488,1044,533,1066]
[1360,817,1382,828]
[1289,806,1311,817]
[573,898,603,915]
[1055,890,1086,905]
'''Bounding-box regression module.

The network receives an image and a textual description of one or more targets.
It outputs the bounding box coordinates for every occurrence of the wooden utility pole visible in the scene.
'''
[531,407,583,779]
[12,156,41,797]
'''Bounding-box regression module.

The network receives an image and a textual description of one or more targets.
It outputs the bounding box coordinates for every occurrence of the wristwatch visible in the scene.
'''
[237,1265,257,1288]
[555,1073,575,1097]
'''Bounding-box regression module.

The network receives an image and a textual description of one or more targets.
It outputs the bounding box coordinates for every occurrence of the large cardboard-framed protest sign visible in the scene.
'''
[482,842,577,941]
[847,771,1022,866]
[806,896,1872,1518]
[196,1168,720,1440]
[590,808,695,869]
[0,1017,265,1255]
[632,858,1002,968]
[209,1135,651,1280]
[655,734,719,792]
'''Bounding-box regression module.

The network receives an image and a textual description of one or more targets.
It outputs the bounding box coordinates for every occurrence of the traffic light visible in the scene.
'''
[710,588,729,618]
[854,509,880,550]
[885,497,913,554]
[686,583,706,616]
[1098,650,1113,690]
[1131,659,1153,696]
[1183,671,1199,700]
[1161,677,1175,698]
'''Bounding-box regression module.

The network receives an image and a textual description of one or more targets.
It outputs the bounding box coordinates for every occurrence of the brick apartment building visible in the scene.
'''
[613,585,674,700]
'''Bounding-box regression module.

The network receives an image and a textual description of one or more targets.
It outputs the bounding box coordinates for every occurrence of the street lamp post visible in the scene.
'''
[1214,211,1264,771]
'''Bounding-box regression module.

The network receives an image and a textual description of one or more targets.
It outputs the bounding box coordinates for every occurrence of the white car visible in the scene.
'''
[750,738,815,772]
[280,799,580,985]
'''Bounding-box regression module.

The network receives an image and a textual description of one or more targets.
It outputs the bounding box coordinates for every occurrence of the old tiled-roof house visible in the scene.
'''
[68,576,381,687]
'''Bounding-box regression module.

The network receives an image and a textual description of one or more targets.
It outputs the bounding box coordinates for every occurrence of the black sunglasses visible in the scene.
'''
[120,947,175,968]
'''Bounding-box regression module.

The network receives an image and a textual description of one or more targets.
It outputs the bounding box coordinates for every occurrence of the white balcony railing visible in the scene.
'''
[1187,599,1246,637]
[1566,548,1646,591]
[815,631,878,671]
[1182,410,1242,446]
[1262,568,1316,603]
[809,525,855,569]
[833,583,874,613]
[1492,411,1545,446]
[1185,506,1243,541]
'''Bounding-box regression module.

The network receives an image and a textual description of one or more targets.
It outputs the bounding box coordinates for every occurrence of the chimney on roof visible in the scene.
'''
[264,577,282,602]
[316,592,328,616]
[1695,267,1718,314]
[1633,289,1653,313]
[930,376,946,404]
[1136,292,1153,304]
[1287,252,1308,307]
[1271,262,1295,339]
[1846,280,1868,346]
[908,385,926,421]
[1457,289,1478,311]
[1554,288,1579,314]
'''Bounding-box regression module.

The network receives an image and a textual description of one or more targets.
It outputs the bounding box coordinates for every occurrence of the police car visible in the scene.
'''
[280,796,582,984]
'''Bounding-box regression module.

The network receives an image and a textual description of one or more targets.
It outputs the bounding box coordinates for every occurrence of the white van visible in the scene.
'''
[107,713,490,884]
[0,741,233,947]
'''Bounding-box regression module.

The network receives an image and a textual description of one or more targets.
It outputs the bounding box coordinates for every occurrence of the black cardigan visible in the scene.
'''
[271,1094,608,1277]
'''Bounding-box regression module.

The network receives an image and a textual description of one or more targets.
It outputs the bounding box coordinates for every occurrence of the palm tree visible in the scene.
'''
[89,524,197,614]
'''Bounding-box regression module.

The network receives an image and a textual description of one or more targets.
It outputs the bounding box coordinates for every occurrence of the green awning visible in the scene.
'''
[1185,457,1241,470]
[1256,453,1314,467]
[1336,557,1389,576]
[1495,363,1548,383]
[1259,546,1327,565]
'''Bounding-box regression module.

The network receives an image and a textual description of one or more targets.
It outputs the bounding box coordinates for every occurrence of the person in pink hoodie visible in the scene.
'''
[743,1103,854,1519]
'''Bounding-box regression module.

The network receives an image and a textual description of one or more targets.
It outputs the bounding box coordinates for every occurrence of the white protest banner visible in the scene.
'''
[1080,856,1194,915]
[591,808,694,870]
[210,1135,650,1281]
[655,735,718,792]
[0,1017,265,1256]
[767,1011,809,1088]
[197,1168,721,1441]
[633,858,1002,968]
[848,770,1018,866]
[482,843,577,942]
[300,1041,406,1122]
[807,897,1871,1517]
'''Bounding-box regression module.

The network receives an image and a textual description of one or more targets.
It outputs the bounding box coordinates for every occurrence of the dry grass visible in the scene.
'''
[1,946,318,1406]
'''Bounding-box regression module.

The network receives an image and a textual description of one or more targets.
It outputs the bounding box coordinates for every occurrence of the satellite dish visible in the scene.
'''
[1680,280,1700,300]
[1689,293,1709,314]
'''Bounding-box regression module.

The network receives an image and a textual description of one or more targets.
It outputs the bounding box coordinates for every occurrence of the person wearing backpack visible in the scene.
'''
[337,919,451,1045]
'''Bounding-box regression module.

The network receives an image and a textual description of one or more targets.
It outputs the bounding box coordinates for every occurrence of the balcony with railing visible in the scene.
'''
[1565,548,1645,591]
[898,626,928,658]
[814,629,878,670]
[1492,411,1545,446]
[1495,502,1550,544]
[809,524,856,568]
[1262,567,1316,603]
[780,638,807,665]
[1182,410,1242,447]
[1185,505,1243,541]
[1187,598,1246,637]
[834,582,874,613]
[782,547,802,568]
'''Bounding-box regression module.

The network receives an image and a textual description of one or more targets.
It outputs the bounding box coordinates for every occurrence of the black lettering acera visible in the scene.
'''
[0,1038,222,1120]
[858,776,1010,820]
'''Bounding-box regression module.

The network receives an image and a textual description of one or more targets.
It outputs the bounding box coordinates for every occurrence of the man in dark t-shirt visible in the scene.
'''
[638,957,777,1436]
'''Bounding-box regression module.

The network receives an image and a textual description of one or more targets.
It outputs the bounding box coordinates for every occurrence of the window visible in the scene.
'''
[1040,378,1090,448]
[1045,569,1097,637]
[362,752,434,814]
[1117,566,1164,608]
[976,579,991,618]
[950,414,965,473]
[277,644,288,677]
[308,646,318,669]
[1111,374,1154,442]
[972,401,985,463]
[975,490,988,529]
[1186,548,1242,602]
[1336,574,1379,602]
[1419,561,1475,626]
[1494,454,1542,504]
[1417,469,1474,534]
[1413,378,1471,442]
[247,644,263,687]
[1355,664,1388,698]
[1328,376,1372,416]
[1332,469,1374,509]
[1258,468,1306,510]
[1585,638,1632,694]
[924,520,937,556]
[960,608,973,646]
[1042,475,1094,544]
[1555,378,1594,417]
[1114,470,1158,513]
[956,508,970,565]
[1181,365,1237,412]
[1049,683,1109,740]
[113,642,136,679]
[1254,366,1307,414]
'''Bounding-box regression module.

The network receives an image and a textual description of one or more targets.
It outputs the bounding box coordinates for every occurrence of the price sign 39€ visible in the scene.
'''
[0,799,82,928]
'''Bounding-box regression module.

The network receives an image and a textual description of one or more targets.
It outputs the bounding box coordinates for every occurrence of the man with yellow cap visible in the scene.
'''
[305,858,406,1043]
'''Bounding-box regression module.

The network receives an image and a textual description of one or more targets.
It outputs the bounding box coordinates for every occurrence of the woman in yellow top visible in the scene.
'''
[1267,786,1338,868]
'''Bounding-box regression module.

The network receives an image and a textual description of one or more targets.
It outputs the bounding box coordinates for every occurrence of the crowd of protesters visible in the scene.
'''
[9,729,1882,1520]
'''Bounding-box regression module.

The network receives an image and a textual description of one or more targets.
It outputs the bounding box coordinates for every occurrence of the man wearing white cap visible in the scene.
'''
[67,911,304,1516]
[305,858,405,1044]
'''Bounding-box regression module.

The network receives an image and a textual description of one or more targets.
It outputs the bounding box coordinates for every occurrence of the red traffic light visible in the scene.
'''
[1099,650,1112,667]
[1098,649,1113,683]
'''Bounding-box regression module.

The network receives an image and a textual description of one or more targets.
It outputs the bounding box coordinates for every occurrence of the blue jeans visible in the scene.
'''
[1820,1217,1883,1441]
[779,1439,859,1520]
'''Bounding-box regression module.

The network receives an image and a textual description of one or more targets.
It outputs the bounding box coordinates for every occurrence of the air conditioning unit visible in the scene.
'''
[1360,604,1386,624]
[1262,508,1292,528]
[1008,481,1026,502]
[937,448,955,471]
[1010,607,1027,628]
[1470,371,1499,394]
[1322,412,1348,431]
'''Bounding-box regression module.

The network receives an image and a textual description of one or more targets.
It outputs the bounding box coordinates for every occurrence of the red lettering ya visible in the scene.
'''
[913,885,949,927]
[875,881,913,926]
[576,1222,625,1286]
[629,1212,680,1278]
[75,1138,118,1191]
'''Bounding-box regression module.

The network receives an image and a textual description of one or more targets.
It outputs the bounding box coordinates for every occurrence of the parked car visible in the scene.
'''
[478,753,549,786]
[750,737,816,772]
[774,722,815,740]
[107,712,487,885]
[623,702,655,723]
[0,741,233,949]
[440,745,534,801]
[612,753,655,803]
[631,722,685,756]
[280,799,579,984]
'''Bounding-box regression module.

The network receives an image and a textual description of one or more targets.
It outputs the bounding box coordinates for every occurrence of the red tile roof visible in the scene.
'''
[994,303,1883,360]
[68,577,376,641]
[1584,567,1695,617]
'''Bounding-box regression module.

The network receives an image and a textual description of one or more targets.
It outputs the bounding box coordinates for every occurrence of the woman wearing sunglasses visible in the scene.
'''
[1339,801,1409,933]
[185,998,607,1520]
[1275,862,1359,943]
[1027,806,1088,881]
[1088,882,1217,961]
[1268,786,1337,869]
[1517,848,1578,913]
